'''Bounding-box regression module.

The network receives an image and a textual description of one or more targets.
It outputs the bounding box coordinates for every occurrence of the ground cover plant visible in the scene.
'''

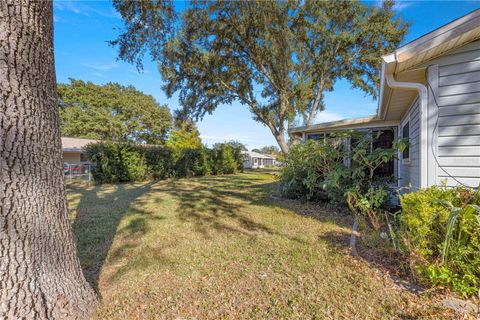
[68,170,455,319]
[400,185,480,297]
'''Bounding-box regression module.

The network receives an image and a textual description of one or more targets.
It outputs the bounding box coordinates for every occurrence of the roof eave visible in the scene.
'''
[378,9,480,119]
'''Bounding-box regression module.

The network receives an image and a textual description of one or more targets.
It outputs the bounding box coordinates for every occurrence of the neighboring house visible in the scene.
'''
[290,9,480,190]
[242,151,276,169]
[61,137,98,165]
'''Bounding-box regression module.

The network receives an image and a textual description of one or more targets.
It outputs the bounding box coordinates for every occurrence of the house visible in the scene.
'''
[290,9,480,190]
[61,137,98,165]
[242,151,276,169]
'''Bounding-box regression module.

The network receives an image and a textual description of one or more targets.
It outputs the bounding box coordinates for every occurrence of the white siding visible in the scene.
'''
[428,40,480,188]
[399,98,421,190]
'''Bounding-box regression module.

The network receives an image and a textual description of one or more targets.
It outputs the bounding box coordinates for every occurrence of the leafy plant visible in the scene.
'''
[346,186,389,231]
[436,200,480,264]
[400,185,480,297]
[86,138,245,183]
[280,130,404,231]
[174,147,211,178]
[279,138,342,200]
[86,142,150,183]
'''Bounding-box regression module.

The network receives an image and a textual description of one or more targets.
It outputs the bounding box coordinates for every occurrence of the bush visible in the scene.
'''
[144,146,174,179]
[279,139,341,200]
[86,142,149,183]
[400,185,480,297]
[86,141,242,183]
[210,143,239,175]
[174,147,210,178]
[279,131,400,226]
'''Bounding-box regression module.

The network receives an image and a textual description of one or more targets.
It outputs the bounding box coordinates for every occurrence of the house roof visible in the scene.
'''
[241,151,275,159]
[289,116,399,134]
[290,9,480,134]
[61,137,99,152]
[378,8,480,121]
[383,8,480,74]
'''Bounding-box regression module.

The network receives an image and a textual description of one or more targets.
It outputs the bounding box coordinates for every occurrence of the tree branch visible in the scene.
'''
[217,78,278,135]
[306,80,324,126]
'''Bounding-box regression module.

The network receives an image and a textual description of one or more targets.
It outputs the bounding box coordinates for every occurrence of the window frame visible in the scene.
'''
[401,119,411,163]
[306,132,326,141]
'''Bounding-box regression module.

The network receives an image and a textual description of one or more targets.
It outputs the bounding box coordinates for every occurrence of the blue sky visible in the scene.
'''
[53,0,480,150]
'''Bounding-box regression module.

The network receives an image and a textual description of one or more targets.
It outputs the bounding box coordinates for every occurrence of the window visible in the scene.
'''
[307,133,325,141]
[402,122,410,160]
[372,129,395,177]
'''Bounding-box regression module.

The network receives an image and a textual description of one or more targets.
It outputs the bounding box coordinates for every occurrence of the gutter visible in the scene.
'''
[381,58,429,188]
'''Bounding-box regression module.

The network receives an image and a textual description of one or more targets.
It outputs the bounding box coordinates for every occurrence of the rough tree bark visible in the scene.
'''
[0,1,97,319]
[273,131,290,155]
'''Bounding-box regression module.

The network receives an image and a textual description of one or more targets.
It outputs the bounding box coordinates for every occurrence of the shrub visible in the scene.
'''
[279,139,342,200]
[85,142,149,183]
[174,147,210,178]
[82,139,242,184]
[86,142,220,183]
[400,185,480,297]
[279,131,401,225]
[210,143,239,175]
[144,146,174,179]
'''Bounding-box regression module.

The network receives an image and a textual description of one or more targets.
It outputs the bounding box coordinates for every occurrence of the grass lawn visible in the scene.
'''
[68,170,455,319]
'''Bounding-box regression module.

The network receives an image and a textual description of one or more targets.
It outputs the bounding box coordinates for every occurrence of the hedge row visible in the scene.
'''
[85,142,243,183]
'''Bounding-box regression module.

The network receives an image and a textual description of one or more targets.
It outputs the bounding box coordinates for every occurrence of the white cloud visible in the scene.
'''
[313,111,344,124]
[81,62,118,71]
[54,0,120,18]
[54,1,82,14]
[375,0,413,11]
[393,1,413,11]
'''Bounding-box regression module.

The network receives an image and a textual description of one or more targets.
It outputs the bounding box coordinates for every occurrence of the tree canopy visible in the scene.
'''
[166,122,203,151]
[58,79,172,144]
[213,141,248,152]
[112,0,408,153]
[252,145,280,156]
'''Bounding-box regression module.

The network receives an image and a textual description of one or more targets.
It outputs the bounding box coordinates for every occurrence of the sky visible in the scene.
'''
[53,0,480,150]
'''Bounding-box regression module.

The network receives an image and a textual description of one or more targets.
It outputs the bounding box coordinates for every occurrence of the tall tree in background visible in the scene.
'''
[0,1,97,319]
[59,79,172,144]
[112,0,408,153]
[253,146,280,156]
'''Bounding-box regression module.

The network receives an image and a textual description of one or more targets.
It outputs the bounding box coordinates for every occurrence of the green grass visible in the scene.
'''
[68,170,454,319]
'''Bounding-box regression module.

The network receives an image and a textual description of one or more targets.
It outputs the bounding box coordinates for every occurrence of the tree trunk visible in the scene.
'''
[274,131,290,155]
[0,1,97,319]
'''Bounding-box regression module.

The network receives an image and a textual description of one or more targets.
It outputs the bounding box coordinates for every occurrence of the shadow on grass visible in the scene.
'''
[265,193,408,277]
[69,181,157,292]
[167,173,282,238]
[70,170,395,293]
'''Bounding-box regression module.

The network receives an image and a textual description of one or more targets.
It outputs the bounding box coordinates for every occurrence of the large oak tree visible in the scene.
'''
[112,0,408,153]
[59,79,172,144]
[0,1,97,318]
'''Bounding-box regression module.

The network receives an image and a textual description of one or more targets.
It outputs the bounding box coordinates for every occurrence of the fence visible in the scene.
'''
[64,163,92,183]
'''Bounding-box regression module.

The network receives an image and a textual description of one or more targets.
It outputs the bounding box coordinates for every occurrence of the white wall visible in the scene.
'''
[426,40,480,187]
[399,98,421,190]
